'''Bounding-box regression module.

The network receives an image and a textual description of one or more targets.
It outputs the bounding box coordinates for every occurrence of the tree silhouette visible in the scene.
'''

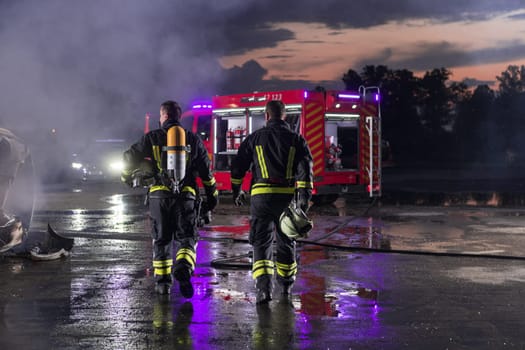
[341,64,525,165]
[494,65,525,163]
[453,84,493,162]
[342,69,362,90]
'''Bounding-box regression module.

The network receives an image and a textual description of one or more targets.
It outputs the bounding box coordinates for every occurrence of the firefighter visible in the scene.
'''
[121,100,218,297]
[230,100,313,304]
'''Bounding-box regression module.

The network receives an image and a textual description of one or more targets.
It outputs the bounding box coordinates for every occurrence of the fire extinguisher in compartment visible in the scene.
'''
[234,126,242,150]
[240,127,246,143]
[226,128,234,151]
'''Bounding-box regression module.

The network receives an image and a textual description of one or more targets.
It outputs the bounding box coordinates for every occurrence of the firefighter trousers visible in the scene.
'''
[148,190,198,285]
[249,194,297,284]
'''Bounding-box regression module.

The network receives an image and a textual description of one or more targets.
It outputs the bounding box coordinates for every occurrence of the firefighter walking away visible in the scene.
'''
[231,100,313,304]
[122,100,218,297]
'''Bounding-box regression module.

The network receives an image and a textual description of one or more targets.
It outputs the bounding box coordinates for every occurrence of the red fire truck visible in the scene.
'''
[210,87,382,198]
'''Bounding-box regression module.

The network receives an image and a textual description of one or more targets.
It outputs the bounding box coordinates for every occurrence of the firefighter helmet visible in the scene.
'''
[279,202,313,239]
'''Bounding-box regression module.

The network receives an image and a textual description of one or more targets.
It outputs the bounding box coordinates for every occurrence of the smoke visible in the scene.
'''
[0,0,252,180]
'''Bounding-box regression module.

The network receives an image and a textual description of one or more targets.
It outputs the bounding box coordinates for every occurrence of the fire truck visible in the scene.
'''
[210,87,382,198]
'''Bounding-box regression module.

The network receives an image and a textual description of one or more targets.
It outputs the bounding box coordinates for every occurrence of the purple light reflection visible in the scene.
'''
[183,240,225,346]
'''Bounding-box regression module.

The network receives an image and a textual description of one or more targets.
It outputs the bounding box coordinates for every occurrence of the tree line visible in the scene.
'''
[341,64,525,166]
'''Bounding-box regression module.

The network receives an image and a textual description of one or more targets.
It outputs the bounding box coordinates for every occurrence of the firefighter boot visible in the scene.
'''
[255,275,273,305]
[277,275,295,300]
[173,262,194,298]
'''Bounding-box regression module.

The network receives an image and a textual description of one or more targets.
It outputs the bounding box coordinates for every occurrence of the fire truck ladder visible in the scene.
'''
[360,86,382,197]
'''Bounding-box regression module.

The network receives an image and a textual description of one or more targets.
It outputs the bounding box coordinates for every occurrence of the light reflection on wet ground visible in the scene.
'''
[3,183,525,348]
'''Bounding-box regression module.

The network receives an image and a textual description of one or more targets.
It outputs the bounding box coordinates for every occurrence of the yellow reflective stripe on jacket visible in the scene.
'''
[255,145,269,178]
[202,177,216,186]
[251,184,295,196]
[231,177,243,185]
[286,146,296,179]
[181,186,196,195]
[149,185,171,192]
[252,259,274,279]
[296,181,313,189]
[152,145,162,170]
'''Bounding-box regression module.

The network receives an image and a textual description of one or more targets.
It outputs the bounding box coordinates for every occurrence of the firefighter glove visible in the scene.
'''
[121,169,133,187]
[206,190,218,211]
[197,201,212,227]
[233,190,245,207]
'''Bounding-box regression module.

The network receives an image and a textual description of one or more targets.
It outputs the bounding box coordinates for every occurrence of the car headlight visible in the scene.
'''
[108,160,124,173]
[71,162,83,169]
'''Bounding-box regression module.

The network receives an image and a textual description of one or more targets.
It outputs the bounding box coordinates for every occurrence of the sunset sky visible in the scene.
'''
[1,1,525,142]
[219,2,525,88]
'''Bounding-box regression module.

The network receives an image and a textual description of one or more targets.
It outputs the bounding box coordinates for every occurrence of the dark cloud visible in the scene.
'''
[215,0,525,54]
[263,55,294,59]
[355,41,525,72]
[218,60,342,94]
[297,41,325,44]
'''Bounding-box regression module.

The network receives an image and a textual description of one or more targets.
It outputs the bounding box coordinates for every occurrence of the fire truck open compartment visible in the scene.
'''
[213,108,302,172]
[210,87,382,198]
[324,118,359,171]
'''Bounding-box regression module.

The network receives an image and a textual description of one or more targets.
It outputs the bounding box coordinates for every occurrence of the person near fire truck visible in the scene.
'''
[230,100,313,305]
[121,100,218,297]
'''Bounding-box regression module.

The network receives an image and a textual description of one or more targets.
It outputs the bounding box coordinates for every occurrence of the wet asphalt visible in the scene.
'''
[2,171,525,350]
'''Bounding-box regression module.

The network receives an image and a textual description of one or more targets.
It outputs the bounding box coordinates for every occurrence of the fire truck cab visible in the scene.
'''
[211,87,382,198]
[179,102,213,159]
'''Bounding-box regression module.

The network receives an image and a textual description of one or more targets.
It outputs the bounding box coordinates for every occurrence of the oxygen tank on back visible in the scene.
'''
[166,125,187,191]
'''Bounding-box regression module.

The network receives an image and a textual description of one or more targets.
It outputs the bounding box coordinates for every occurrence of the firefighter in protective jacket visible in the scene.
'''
[230,100,313,304]
[122,100,218,297]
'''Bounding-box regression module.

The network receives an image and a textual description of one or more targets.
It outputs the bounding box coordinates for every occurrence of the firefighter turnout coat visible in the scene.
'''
[231,118,313,197]
[230,118,313,283]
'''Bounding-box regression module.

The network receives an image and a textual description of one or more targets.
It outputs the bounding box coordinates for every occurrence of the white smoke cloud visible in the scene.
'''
[0,0,252,180]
